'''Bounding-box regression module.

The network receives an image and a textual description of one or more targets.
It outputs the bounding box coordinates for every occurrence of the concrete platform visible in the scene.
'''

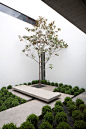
[13,85,61,102]
[9,89,33,101]
[72,92,86,104]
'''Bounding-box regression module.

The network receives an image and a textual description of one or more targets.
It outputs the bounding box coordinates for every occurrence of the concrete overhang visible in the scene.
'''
[42,0,86,34]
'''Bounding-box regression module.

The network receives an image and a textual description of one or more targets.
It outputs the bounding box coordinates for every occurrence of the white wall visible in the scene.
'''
[0,12,39,88]
[0,0,86,89]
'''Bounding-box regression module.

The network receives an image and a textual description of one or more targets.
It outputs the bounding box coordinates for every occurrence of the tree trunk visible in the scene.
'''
[39,56,41,87]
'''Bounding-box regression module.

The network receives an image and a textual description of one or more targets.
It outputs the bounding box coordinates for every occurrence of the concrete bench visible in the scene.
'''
[13,85,61,102]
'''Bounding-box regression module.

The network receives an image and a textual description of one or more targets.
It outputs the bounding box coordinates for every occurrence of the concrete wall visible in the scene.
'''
[0,0,86,89]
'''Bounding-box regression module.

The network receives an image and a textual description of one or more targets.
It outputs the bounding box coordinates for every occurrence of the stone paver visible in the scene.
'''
[72,92,86,104]
[13,85,61,102]
[9,89,33,101]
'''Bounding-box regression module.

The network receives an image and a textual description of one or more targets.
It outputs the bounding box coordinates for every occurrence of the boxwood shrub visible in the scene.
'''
[64,97,72,104]
[73,86,79,92]
[50,82,54,86]
[55,112,68,124]
[68,104,77,114]
[69,89,74,95]
[23,83,27,85]
[0,104,7,111]
[39,122,53,129]
[1,87,6,91]
[74,92,79,96]
[67,100,75,107]
[55,101,63,107]
[57,122,71,129]
[7,85,12,89]
[19,121,35,129]
[43,112,54,124]
[2,122,17,129]
[60,88,65,93]
[42,105,52,116]
[43,80,47,84]
[72,110,84,121]
[54,105,64,114]
[83,109,86,121]
[11,100,19,107]
[80,88,85,92]
[0,100,3,106]
[76,99,84,107]
[47,81,50,85]
[54,83,58,86]
[21,99,27,104]
[79,104,86,112]
[59,83,63,87]
[26,114,39,126]
[53,88,58,92]
[65,90,71,94]
[73,120,86,129]
[28,82,31,85]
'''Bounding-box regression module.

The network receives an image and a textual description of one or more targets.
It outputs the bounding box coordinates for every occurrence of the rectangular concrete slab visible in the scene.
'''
[13,85,61,102]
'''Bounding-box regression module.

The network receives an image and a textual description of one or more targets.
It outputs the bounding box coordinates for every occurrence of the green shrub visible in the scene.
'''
[73,120,86,129]
[0,104,7,111]
[7,85,12,89]
[14,96,21,102]
[15,85,18,86]
[19,84,22,85]
[53,88,59,92]
[1,87,6,91]
[0,100,3,106]
[43,112,54,124]
[4,100,11,109]
[5,94,10,98]
[66,87,70,91]
[1,92,5,97]
[83,109,86,121]
[10,94,16,98]
[80,88,85,92]
[41,80,43,84]
[19,121,35,129]
[60,88,65,93]
[26,114,39,126]
[39,122,53,129]
[54,105,64,114]
[64,97,72,104]
[42,105,52,116]
[74,92,79,96]
[68,85,72,89]
[23,83,27,85]
[55,112,68,124]
[69,89,74,95]
[32,80,37,84]
[68,104,77,114]
[3,89,8,95]
[63,84,68,88]
[54,83,58,86]
[55,101,63,106]
[79,104,86,112]
[7,92,12,96]
[2,122,17,129]
[67,101,75,107]
[1,97,6,101]
[72,110,83,121]
[59,83,63,87]
[73,86,79,92]
[50,82,54,86]
[76,99,84,107]
[47,81,50,85]
[28,82,31,85]
[43,80,47,84]
[21,99,27,104]
[57,122,71,129]
[11,100,19,107]
[65,90,71,94]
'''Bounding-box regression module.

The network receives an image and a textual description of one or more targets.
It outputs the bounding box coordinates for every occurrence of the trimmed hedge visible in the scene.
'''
[55,112,68,124]
[2,122,17,129]
[57,122,71,129]
[76,99,84,107]
[26,114,39,126]
[43,112,54,124]
[64,97,72,105]
[54,105,64,114]
[73,120,86,129]
[72,110,84,121]
[39,122,53,129]
[42,105,52,116]
[19,121,35,129]
[7,85,12,89]
[55,101,63,107]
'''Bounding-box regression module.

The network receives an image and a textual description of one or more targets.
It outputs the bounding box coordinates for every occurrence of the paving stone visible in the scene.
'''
[9,89,33,101]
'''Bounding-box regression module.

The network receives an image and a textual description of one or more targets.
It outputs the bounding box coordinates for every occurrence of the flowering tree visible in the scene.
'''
[18,16,68,87]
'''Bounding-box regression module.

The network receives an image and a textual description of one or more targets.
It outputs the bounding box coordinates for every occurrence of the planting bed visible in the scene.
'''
[2,97,86,129]
[0,86,27,112]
